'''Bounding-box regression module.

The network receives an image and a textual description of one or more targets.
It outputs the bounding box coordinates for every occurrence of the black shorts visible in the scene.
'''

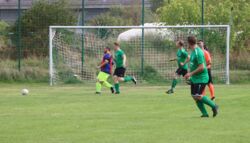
[114,67,126,77]
[208,69,213,83]
[176,68,188,77]
[191,83,206,97]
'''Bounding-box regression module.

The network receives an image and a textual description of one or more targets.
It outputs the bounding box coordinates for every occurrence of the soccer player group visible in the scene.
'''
[95,42,136,95]
[96,36,218,118]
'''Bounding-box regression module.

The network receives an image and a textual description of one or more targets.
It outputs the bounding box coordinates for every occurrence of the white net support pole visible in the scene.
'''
[226,25,230,85]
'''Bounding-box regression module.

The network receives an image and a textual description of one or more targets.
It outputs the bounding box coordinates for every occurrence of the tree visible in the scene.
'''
[157,0,250,51]
[12,0,77,56]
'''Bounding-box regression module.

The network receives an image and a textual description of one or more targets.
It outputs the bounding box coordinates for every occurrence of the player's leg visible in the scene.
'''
[113,68,121,94]
[98,71,114,93]
[96,72,103,94]
[166,68,182,94]
[191,83,209,117]
[193,83,218,117]
[113,75,120,94]
[117,67,137,84]
[208,69,215,100]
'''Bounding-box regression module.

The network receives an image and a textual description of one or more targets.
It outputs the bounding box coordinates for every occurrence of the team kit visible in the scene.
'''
[95,36,218,118]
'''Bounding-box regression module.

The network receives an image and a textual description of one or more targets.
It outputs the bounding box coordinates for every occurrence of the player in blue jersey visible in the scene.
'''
[96,47,115,94]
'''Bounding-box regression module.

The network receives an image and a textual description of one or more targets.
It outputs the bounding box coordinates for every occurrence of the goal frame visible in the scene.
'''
[49,25,231,86]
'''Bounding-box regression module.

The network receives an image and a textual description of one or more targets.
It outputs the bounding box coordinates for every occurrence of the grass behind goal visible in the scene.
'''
[0,83,249,143]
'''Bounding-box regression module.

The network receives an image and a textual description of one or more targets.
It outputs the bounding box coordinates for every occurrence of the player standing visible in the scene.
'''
[166,40,190,94]
[96,47,114,94]
[113,42,136,94]
[198,40,215,100]
[184,36,218,117]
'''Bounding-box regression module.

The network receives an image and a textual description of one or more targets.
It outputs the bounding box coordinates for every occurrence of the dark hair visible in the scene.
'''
[187,36,196,46]
[114,42,120,46]
[198,39,209,51]
[177,40,184,46]
[105,47,111,51]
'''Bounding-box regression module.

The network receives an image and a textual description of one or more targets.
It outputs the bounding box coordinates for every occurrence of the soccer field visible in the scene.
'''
[0,83,249,143]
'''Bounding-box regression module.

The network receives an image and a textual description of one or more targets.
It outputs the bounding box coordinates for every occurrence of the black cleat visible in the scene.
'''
[132,76,137,85]
[166,89,174,94]
[201,114,209,118]
[212,105,219,117]
[95,92,101,95]
[110,87,115,94]
[211,97,215,101]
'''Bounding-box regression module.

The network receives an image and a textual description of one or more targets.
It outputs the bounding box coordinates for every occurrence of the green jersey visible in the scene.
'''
[115,49,125,68]
[177,48,188,70]
[190,47,209,84]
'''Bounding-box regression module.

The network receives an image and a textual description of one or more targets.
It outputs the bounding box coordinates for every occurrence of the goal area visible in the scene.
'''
[49,25,230,85]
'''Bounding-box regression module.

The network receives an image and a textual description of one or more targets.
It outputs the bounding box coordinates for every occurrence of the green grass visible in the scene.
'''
[0,83,250,143]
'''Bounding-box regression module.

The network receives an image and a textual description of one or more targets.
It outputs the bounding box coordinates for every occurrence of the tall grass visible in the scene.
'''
[0,57,48,82]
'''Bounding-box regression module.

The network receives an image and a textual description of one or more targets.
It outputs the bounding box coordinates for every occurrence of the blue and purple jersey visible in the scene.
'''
[101,53,113,74]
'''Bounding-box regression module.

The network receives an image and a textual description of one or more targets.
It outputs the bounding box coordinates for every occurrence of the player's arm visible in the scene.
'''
[206,53,212,69]
[180,52,190,66]
[97,60,109,69]
[182,55,190,65]
[184,63,204,79]
[169,58,177,61]
[123,54,126,67]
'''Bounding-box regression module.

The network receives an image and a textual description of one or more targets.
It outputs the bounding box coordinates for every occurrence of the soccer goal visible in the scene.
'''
[49,25,230,85]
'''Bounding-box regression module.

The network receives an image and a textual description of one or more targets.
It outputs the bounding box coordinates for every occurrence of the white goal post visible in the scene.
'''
[49,25,230,85]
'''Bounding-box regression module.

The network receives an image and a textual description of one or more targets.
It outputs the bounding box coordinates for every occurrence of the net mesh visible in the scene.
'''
[51,26,227,84]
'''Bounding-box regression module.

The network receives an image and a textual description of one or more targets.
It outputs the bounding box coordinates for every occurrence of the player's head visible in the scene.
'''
[114,42,120,51]
[176,40,184,48]
[187,36,196,49]
[198,40,208,51]
[104,47,111,53]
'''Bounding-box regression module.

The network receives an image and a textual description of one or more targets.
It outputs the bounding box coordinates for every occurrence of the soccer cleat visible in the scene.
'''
[212,105,219,117]
[211,97,215,101]
[115,92,120,94]
[110,87,115,94]
[132,76,137,85]
[95,92,101,95]
[200,114,209,118]
[166,89,174,94]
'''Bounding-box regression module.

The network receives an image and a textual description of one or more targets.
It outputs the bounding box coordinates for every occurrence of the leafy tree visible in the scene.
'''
[12,0,77,56]
[157,0,250,51]
[0,20,10,47]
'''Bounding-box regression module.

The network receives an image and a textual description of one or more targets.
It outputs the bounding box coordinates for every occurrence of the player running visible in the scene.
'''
[166,40,190,94]
[198,40,215,100]
[184,36,218,117]
[113,42,137,94]
[96,47,115,94]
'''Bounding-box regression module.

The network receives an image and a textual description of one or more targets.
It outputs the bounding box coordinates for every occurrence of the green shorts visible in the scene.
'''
[97,71,110,81]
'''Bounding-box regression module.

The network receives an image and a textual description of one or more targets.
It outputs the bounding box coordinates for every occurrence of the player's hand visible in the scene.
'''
[180,62,184,66]
[184,72,191,79]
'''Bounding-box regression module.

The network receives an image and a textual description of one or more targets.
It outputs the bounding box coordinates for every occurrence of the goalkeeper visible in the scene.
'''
[96,47,115,94]
[166,40,190,94]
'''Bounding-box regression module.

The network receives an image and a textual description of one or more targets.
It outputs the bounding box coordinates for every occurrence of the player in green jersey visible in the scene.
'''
[184,36,218,117]
[166,40,190,94]
[113,42,137,94]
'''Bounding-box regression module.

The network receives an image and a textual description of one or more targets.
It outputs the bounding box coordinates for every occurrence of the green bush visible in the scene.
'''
[11,0,77,57]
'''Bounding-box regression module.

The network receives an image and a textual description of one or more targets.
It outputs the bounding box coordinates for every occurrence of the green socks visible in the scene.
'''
[196,100,208,116]
[171,79,178,89]
[201,96,216,109]
[96,82,102,93]
[124,76,133,82]
[114,83,120,93]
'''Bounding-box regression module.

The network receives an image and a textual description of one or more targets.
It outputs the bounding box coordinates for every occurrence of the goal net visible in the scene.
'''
[49,25,230,85]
